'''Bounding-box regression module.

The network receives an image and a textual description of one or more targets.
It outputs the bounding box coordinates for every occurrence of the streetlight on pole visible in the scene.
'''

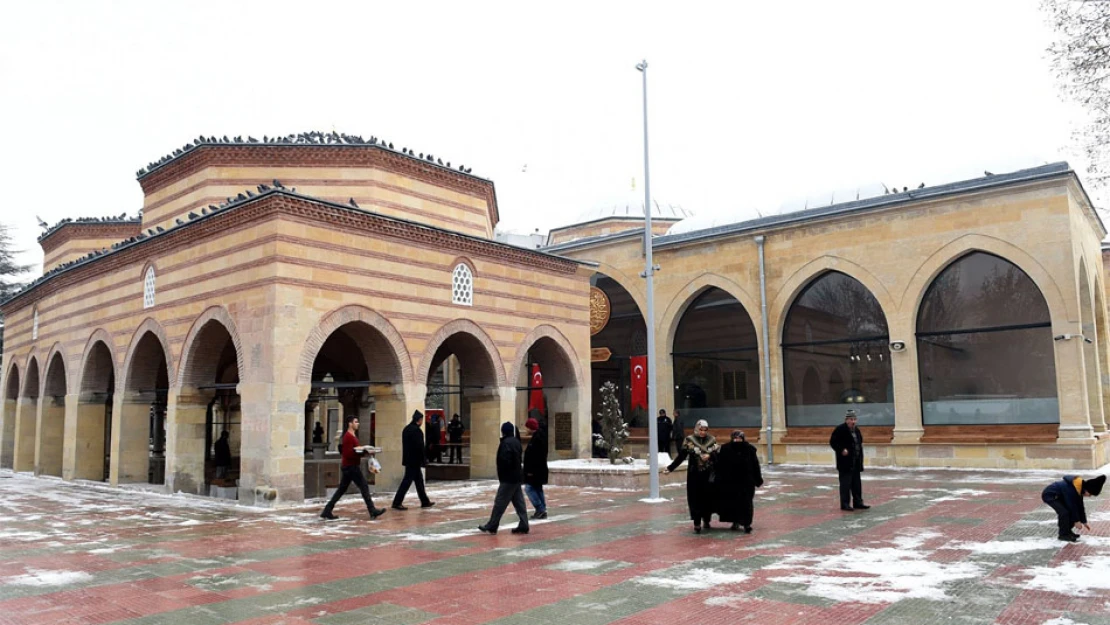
[636,59,661,500]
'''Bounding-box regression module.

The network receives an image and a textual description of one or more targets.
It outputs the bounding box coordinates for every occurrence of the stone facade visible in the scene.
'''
[0,140,592,507]
[549,164,1110,470]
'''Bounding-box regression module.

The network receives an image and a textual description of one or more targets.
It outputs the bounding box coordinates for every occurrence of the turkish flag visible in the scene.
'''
[630,356,647,410]
[528,364,545,413]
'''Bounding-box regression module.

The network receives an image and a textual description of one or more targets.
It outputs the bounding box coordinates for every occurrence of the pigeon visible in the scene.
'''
[156,226,165,233]
[188,212,198,219]
[984,170,994,176]
[36,215,48,229]
[273,179,284,188]
[349,198,359,208]
[918,182,925,189]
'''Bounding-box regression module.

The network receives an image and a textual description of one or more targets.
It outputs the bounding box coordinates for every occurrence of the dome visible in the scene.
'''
[568,193,693,226]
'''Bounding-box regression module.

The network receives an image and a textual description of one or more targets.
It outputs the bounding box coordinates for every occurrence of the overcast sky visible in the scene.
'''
[0,1,1096,276]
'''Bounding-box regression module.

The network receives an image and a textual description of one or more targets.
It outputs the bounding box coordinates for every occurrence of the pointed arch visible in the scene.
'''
[417,319,506,391]
[661,272,762,355]
[903,234,1068,328]
[78,329,118,395]
[508,324,586,391]
[176,306,245,388]
[297,305,413,387]
[121,318,176,392]
[772,256,896,340]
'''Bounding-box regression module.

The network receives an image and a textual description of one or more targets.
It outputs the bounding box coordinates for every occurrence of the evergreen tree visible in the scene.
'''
[0,223,31,360]
[595,381,630,464]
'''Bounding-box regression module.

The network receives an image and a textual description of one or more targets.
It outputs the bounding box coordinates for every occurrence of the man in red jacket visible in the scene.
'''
[321,416,386,521]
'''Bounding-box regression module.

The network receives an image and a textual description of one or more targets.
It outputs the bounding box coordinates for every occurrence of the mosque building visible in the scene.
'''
[0,133,593,506]
[1,138,1106,509]
[547,163,1110,470]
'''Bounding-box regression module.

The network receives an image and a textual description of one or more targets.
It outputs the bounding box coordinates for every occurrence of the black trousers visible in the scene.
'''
[485,482,528,530]
[838,468,863,508]
[1042,491,1074,536]
[657,439,671,454]
[322,465,378,517]
[448,442,463,464]
[392,465,430,507]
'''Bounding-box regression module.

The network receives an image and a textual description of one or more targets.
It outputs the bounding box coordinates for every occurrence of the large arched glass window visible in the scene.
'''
[783,271,893,426]
[672,288,760,428]
[917,252,1058,424]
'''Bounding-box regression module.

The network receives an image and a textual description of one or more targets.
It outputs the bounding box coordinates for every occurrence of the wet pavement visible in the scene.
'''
[0,465,1107,625]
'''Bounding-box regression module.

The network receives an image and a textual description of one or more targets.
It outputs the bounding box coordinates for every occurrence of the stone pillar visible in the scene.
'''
[889,322,923,444]
[1055,337,1095,441]
[766,344,788,444]
[35,395,65,476]
[236,381,308,507]
[1,397,16,469]
[61,393,79,480]
[369,383,421,493]
[111,393,150,484]
[73,396,108,481]
[13,396,38,472]
[467,387,513,479]
[166,388,210,495]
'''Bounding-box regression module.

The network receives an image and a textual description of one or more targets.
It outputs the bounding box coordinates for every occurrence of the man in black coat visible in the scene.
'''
[657,409,674,454]
[391,410,435,510]
[478,422,529,535]
[523,412,549,519]
[829,410,868,511]
[447,414,465,464]
[426,413,442,464]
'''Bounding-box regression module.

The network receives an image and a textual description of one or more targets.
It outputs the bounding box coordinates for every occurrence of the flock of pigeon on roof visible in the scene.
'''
[135,130,474,178]
[36,214,139,242]
[15,179,333,301]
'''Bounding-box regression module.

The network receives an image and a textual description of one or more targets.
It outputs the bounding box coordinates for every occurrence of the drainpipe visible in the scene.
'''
[755,235,773,464]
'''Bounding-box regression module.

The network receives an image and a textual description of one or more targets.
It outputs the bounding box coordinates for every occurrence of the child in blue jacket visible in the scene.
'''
[1041,474,1104,542]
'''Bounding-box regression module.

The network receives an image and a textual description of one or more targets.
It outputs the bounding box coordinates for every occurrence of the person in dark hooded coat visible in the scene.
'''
[714,430,763,532]
[1042,473,1104,541]
[522,410,549,519]
[478,422,530,535]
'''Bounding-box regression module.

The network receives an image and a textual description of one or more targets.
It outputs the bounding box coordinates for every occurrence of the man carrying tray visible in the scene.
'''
[320,415,387,521]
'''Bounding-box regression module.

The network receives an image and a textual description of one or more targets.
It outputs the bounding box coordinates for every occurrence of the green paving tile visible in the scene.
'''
[927,515,983,525]
[862,581,1020,625]
[186,571,281,592]
[749,582,839,607]
[315,602,436,625]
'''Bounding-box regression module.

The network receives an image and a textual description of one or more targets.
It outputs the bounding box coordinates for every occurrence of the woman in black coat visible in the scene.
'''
[715,430,763,532]
[663,419,719,533]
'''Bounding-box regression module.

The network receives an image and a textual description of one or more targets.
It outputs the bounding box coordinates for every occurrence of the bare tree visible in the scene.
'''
[1044,0,1110,188]
[0,223,31,359]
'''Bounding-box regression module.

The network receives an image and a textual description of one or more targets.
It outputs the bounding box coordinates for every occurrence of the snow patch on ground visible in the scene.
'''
[500,548,561,558]
[639,497,670,504]
[928,489,991,503]
[549,559,611,571]
[445,503,483,510]
[636,567,749,590]
[766,529,981,604]
[940,537,1060,554]
[394,530,479,542]
[1041,618,1088,625]
[704,594,756,607]
[1021,556,1110,596]
[5,569,93,587]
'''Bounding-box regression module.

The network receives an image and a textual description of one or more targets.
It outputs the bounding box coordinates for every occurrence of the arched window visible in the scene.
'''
[672,287,760,428]
[451,263,473,306]
[32,308,39,341]
[917,252,1057,424]
[143,266,156,309]
[783,271,893,426]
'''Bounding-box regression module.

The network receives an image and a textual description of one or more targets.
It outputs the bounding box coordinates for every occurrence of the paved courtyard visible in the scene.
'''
[0,465,1107,625]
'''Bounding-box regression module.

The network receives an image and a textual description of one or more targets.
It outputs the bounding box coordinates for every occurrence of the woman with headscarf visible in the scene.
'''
[715,430,763,532]
[663,419,719,533]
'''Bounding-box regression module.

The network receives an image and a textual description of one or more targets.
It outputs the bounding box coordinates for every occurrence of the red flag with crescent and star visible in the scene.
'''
[630,356,647,410]
[528,364,545,413]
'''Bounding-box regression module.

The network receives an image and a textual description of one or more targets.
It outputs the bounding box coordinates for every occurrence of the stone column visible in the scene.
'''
[166,388,210,495]
[111,393,151,485]
[12,396,38,472]
[236,380,309,507]
[1,396,16,469]
[889,321,923,444]
[369,383,421,493]
[61,393,79,480]
[35,394,65,476]
[1055,337,1095,441]
[766,344,788,444]
[73,395,108,481]
[467,387,514,479]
